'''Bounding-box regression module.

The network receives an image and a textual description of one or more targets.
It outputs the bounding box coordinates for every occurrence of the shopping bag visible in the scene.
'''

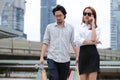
[68,67,80,80]
[36,68,41,80]
[42,69,47,80]
[68,70,74,80]
[76,68,80,80]
[36,66,47,80]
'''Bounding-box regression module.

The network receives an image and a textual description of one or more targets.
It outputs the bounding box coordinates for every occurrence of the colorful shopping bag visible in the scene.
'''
[36,66,47,80]
[68,70,74,80]
[42,69,47,80]
[36,68,41,80]
[68,67,80,80]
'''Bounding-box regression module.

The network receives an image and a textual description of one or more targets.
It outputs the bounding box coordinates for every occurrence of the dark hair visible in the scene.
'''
[52,5,67,19]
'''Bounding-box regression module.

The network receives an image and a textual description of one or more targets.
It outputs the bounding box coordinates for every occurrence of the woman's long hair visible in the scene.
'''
[82,6,97,28]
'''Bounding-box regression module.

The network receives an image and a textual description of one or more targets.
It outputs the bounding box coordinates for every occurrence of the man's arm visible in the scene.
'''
[39,43,48,65]
[72,46,79,64]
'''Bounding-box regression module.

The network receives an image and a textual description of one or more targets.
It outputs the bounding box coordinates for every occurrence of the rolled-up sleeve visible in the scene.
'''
[75,31,85,48]
[43,25,50,45]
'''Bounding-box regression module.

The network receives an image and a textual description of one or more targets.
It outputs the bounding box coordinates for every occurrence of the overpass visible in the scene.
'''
[0,39,120,60]
[0,39,120,78]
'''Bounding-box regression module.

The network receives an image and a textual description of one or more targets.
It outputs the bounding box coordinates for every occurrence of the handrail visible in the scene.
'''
[0,60,120,66]
[1,65,120,69]
[0,60,120,77]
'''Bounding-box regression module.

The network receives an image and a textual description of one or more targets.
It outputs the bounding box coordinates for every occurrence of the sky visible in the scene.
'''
[24,0,110,49]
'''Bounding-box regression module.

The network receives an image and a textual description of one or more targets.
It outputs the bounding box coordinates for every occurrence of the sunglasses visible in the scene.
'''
[83,12,92,16]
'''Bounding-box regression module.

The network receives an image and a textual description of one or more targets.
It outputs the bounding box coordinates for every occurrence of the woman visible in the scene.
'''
[75,6,101,80]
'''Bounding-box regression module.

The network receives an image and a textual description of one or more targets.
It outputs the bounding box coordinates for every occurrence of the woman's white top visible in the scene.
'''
[75,23,101,47]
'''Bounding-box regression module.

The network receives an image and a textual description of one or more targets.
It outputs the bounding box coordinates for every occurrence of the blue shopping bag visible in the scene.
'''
[36,68,42,80]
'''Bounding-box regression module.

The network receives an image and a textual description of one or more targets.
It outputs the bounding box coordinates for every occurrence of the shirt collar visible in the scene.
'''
[54,22,66,27]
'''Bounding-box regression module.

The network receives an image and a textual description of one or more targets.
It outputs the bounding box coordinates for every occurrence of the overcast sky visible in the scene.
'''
[24,0,110,49]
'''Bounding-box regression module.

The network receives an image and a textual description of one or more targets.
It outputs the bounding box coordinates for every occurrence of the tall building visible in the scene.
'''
[40,0,56,41]
[0,0,26,39]
[111,0,120,50]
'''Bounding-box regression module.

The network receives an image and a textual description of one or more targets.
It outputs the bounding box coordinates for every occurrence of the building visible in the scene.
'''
[40,0,56,41]
[0,0,26,39]
[111,0,120,50]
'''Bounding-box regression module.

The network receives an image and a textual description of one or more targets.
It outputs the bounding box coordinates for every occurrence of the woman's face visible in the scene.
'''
[83,8,93,24]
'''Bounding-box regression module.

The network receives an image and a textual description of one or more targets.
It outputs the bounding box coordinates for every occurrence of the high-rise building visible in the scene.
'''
[0,0,26,39]
[40,0,56,41]
[111,0,120,50]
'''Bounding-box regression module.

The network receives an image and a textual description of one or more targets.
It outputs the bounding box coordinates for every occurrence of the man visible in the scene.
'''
[39,5,79,80]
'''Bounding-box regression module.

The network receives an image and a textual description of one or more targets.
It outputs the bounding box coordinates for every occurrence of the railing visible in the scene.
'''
[0,39,120,78]
[0,60,120,77]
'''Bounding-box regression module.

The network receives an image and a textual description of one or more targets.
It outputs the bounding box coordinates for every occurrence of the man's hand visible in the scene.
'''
[39,57,44,65]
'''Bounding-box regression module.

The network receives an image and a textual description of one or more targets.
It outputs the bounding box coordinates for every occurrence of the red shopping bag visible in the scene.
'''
[68,70,74,80]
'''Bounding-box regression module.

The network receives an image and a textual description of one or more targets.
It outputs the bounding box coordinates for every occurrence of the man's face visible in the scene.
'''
[54,11,65,23]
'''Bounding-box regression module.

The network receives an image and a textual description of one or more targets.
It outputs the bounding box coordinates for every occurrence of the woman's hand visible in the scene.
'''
[89,15,95,26]
[83,40,101,45]
[95,40,102,44]
[75,56,79,65]
[92,40,102,44]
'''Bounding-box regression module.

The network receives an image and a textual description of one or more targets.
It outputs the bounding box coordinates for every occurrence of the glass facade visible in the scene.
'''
[40,0,56,41]
[1,1,10,27]
[13,7,24,32]
[0,0,26,39]
[111,0,120,50]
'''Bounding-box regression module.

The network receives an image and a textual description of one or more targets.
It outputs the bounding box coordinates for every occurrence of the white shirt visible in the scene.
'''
[75,23,101,47]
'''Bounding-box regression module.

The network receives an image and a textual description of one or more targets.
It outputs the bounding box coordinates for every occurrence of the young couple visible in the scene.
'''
[39,5,101,80]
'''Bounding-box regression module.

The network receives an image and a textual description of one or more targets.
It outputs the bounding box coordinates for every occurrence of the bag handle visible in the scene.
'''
[35,64,44,70]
